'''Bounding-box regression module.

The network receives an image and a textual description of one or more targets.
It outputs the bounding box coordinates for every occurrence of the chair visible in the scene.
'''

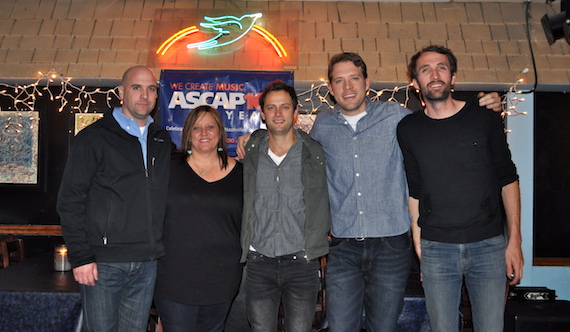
[0,241,8,267]
[0,236,25,267]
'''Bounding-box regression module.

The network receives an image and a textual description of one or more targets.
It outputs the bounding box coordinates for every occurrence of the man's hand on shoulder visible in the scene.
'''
[236,133,252,160]
[73,262,98,286]
[478,92,503,112]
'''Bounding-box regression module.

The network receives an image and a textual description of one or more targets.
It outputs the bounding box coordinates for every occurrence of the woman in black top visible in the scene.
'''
[155,105,243,332]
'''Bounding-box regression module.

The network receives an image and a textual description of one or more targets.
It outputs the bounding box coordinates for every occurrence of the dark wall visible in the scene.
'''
[534,91,570,258]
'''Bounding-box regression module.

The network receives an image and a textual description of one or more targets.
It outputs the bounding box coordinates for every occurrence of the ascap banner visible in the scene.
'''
[159,70,293,156]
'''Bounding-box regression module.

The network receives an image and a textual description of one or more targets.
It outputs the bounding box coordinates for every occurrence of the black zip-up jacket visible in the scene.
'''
[57,110,171,268]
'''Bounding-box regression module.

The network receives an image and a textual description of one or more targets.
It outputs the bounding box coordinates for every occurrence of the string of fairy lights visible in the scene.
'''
[503,68,530,117]
[502,68,530,133]
[0,69,526,135]
[0,70,120,113]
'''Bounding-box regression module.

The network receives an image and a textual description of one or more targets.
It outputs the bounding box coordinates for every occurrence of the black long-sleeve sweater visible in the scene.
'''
[397,99,518,243]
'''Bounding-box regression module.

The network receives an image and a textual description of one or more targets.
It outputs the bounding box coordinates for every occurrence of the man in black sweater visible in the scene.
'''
[397,45,523,332]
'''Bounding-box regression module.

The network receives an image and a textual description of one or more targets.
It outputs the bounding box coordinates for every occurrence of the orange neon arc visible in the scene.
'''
[156,23,288,58]
[156,26,199,56]
[251,25,288,58]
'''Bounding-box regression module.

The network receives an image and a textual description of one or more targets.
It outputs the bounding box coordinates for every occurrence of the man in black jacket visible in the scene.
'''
[57,66,171,332]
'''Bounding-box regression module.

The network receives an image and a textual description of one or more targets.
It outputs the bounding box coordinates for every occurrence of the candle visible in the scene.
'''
[54,244,71,271]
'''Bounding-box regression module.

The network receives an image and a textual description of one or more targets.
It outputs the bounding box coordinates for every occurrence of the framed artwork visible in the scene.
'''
[74,113,104,135]
[0,111,40,184]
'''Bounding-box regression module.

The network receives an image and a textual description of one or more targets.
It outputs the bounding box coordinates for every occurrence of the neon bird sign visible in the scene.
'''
[188,13,262,50]
[156,13,288,58]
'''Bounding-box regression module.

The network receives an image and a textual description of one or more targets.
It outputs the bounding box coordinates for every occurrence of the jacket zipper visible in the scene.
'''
[146,135,157,257]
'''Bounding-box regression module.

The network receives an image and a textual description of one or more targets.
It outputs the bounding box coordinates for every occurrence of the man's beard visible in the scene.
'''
[423,81,451,102]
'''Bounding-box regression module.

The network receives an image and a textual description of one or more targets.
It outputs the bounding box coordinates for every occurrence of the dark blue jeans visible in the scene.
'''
[154,293,232,332]
[80,261,157,332]
[325,233,412,332]
[245,251,319,332]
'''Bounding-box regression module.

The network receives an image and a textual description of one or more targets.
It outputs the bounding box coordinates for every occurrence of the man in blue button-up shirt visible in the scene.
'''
[311,53,413,332]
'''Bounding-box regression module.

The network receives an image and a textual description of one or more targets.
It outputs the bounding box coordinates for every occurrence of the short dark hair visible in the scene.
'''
[408,45,457,82]
[181,105,229,169]
[327,52,368,83]
[259,80,298,111]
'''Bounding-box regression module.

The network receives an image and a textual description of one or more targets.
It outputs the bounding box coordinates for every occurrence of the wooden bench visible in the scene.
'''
[0,225,62,267]
[0,225,62,236]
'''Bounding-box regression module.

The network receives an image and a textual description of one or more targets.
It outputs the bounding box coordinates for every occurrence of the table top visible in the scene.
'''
[0,251,79,292]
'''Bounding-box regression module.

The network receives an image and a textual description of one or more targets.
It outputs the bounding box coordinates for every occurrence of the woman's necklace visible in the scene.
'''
[191,156,218,175]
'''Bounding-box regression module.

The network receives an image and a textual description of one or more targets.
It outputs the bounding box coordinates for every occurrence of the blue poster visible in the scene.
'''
[159,70,293,156]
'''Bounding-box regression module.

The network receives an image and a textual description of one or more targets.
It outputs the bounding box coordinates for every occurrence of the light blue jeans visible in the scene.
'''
[421,235,507,332]
[325,233,412,332]
[80,261,157,332]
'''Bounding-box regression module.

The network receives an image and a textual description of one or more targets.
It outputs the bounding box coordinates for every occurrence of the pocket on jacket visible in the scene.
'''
[302,160,327,188]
